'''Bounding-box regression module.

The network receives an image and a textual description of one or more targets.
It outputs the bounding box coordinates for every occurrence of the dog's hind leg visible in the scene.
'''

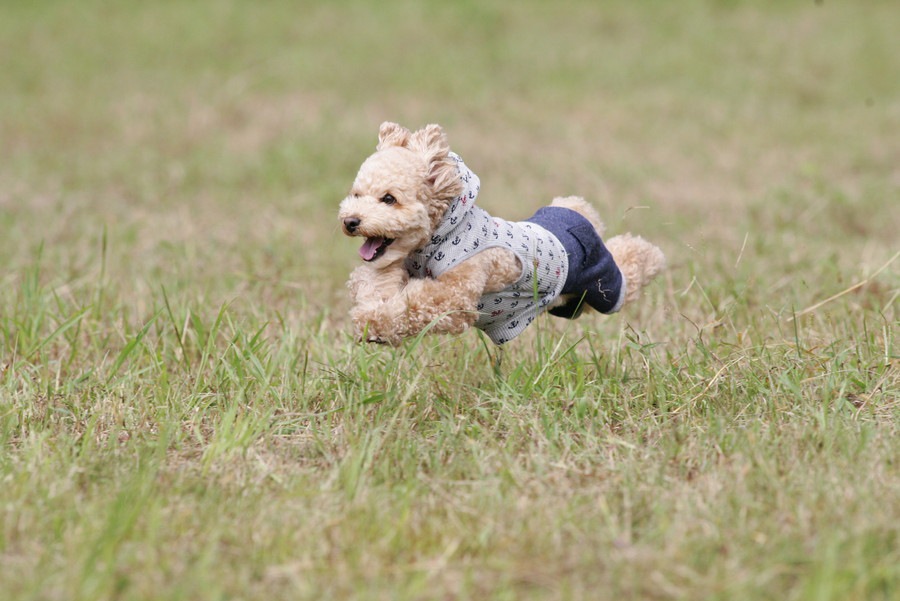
[551,196,605,236]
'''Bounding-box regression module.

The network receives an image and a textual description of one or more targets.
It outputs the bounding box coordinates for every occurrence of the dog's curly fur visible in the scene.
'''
[339,122,665,345]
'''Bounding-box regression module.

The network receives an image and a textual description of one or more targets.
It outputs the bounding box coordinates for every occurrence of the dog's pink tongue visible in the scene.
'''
[359,237,384,261]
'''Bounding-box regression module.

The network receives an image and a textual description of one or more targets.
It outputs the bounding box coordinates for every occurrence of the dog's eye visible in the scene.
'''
[380,194,397,205]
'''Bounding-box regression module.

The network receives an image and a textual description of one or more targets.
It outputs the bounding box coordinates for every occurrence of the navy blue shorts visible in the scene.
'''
[525,206,623,318]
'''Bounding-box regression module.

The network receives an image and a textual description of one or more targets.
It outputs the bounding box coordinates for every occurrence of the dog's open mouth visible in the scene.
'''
[359,237,394,262]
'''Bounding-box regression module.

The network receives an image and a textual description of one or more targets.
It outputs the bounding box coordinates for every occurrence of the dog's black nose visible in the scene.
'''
[343,217,360,234]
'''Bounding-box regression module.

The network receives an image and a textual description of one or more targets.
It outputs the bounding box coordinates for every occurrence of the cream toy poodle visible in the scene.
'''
[338,122,665,346]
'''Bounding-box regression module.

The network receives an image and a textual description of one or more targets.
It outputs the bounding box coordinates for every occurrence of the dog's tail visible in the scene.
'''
[605,234,666,305]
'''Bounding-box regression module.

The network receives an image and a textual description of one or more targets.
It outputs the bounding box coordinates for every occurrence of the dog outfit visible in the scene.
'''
[405,153,624,345]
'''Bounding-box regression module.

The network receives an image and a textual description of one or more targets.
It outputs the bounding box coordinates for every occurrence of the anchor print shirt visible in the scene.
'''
[404,154,569,345]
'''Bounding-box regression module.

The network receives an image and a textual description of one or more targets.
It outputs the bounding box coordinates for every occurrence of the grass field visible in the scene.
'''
[1,1,899,599]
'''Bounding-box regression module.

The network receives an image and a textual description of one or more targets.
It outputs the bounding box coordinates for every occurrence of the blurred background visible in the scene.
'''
[1,0,897,328]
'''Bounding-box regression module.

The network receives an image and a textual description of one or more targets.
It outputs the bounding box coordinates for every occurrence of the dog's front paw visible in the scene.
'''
[351,302,406,346]
[364,332,400,346]
[361,316,406,346]
[358,325,404,346]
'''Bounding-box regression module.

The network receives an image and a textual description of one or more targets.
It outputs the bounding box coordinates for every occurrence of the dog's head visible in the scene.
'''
[338,122,464,265]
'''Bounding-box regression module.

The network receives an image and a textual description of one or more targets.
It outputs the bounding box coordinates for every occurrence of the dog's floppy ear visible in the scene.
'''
[409,124,463,199]
[376,122,411,150]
